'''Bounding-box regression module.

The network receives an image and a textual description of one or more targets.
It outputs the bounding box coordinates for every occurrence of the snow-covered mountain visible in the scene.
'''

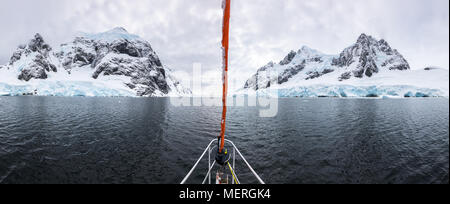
[242,34,449,98]
[0,27,191,97]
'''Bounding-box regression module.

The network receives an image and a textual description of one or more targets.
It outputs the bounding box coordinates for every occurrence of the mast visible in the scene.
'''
[219,0,231,154]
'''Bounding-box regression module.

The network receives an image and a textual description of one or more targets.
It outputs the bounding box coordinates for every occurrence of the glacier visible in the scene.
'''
[249,85,445,98]
[238,68,449,98]
[0,81,135,97]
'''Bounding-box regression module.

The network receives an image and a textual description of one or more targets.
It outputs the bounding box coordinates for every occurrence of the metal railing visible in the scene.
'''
[181,139,265,184]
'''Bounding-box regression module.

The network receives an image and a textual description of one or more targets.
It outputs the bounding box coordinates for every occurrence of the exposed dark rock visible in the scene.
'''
[339,72,352,81]
[366,93,379,98]
[278,63,305,84]
[73,48,96,67]
[378,39,394,55]
[9,50,23,65]
[353,68,365,78]
[111,39,141,57]
[279,50,297,65]
[304,67,334,81]
[244,62,275,90]
[305,71,321,80]
[28,33,52,53]
[322,69,334,75]
[332,33,409,80]
[415,92,430,97]
[424,67,438,71]
[18,67,47,81]
[389,64,409,71]
[9,33,57,81]
[309,57,323,63]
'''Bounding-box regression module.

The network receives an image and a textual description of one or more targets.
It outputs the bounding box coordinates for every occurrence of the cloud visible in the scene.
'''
[0,0,448,93]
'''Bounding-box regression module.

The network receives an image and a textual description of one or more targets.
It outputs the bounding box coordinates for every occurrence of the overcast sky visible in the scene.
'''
[0,0,448,94]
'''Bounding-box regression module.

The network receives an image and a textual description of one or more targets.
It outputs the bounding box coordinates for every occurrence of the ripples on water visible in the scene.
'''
[0,97,448,184]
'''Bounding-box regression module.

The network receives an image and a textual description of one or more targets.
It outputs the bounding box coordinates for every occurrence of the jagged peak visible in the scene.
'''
[357,33,371,42]
[33,33,45,42]
[340,34,394,54]
[357,33,368,40]
[355,33,380,47]
[287,50,296,55]
[278,46,325,66]
[377,38,394,54]
[18,33,52,53]
[352,34,401,56]
[378,38,389,45]
[29,33,46,46]
[280,50,297,65]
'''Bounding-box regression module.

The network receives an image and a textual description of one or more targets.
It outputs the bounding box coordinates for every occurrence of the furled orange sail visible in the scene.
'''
[219,0,231,154]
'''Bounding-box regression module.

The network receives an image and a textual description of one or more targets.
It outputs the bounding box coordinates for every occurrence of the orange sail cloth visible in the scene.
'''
[219,0,231,153]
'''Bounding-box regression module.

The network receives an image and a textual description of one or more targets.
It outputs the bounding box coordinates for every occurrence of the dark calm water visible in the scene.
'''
[0,96,448,184]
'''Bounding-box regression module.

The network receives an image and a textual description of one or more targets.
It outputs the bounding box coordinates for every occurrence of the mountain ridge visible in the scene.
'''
[0,28,191,97]
[242,34,448,97]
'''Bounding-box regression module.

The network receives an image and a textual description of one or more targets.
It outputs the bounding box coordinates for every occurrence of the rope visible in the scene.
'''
[227,162,239,184]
